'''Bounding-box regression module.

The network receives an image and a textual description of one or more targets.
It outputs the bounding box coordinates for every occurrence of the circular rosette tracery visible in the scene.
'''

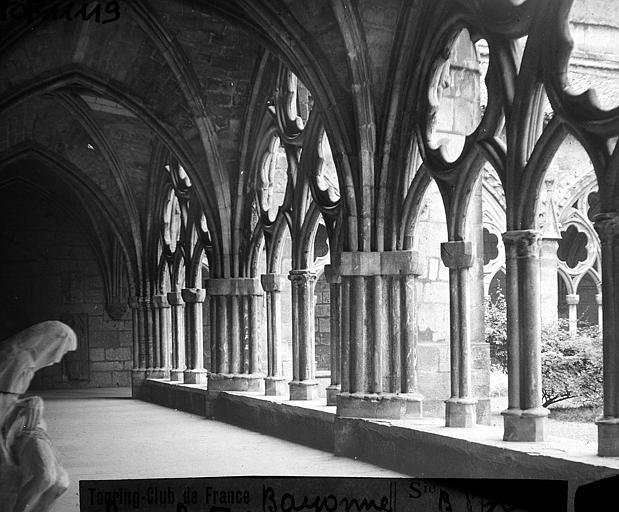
[257,134,289,225]
[270,65,313,145]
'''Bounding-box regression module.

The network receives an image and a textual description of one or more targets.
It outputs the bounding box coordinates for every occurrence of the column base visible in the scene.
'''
[289,380,319,400]
[131,369,148,398]
[147,368,168,379]
[445,398,477,427]
[183,369,208,385]
[502,407,549,441]
[265,376,288,396]
[336,392,423,419]
[326,385,341,406]
[169,369,185,382]
[208,373,265,393]
[596,417,619,456]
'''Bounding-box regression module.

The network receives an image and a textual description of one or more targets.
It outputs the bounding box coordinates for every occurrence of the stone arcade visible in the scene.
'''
[0,0,618,510]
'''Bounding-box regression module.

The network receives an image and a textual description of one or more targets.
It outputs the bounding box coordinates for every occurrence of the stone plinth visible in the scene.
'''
[445,398,477,428]
[289,379,319,401]
[208,373,265,393]
[336,392,422,419]
[265,376,288,396]
[502,407,549,442]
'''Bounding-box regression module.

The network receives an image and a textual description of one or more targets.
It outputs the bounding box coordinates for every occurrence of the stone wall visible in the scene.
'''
[0,184,132,388]
[414,181,452,412]
[314,273,330,372]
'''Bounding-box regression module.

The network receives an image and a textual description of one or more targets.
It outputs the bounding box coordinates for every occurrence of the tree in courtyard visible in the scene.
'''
[484,292,602,407]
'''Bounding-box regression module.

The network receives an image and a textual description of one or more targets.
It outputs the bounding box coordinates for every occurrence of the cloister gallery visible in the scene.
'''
[1,0,619,506]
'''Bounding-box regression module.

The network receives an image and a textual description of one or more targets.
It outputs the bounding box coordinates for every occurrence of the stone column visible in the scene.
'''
[130,296,154,393]
[206,278,265,392]
[540,238,560,327]
[324,264,341,406]
[566,294,580,337]
[594,214,619,456]
[150,294,170,378]
[130,298,142,371]
[501,230,548,442]
[288,270,319,400]
[130,298,146,392]
[151,297,161,373]
[596,293,603,330]
[167,291,185,382]
[441,241,477,427]
[181,288,208,384]
[336,251,423,419]
[141,297,154,373]
[261,274,288,395]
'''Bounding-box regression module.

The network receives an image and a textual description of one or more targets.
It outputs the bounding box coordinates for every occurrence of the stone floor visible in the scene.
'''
[39,388,407,511]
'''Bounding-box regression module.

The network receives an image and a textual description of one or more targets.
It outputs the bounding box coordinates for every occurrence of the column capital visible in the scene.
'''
[339,250,421,277]
[596,293,603,305]
[152,294,170,308]
[323,264,341,284]
[260,273,287,292]
[181,288,206,303]
[206,277,262,296]
[502,230,540,257]
[440,241,474,269]
[166,291,184,306]
[594,213,619,244]
[288,269,317,287]
[130,296,150,309]
[565,294,580,306]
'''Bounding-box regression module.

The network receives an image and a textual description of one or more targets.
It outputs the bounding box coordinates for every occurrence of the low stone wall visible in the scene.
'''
[141,379,619,512]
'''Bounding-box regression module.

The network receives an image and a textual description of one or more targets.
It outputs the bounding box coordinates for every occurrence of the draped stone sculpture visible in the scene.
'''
[0,321,77,512]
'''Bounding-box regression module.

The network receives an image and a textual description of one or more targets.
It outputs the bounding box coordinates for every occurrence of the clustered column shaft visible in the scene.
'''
[594,213,619,456]
[324,264,341,406]
[288,270,318,400]
[206,278,264,392]
[261,273,288,395]
[151,294,171,378]
[336,251,423,419]
[441,241,477,427]
[181,288,207,385]
[166,291,186,382]
[131,296,153,371]
[502,230,548,442]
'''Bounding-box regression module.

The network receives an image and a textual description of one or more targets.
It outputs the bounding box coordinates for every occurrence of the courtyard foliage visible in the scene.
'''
[485,292,603,407]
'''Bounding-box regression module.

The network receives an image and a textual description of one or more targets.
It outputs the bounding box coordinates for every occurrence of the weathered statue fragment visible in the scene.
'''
[0,321,77,512]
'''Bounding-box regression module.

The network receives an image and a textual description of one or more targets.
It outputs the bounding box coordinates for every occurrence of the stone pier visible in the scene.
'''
[181,288,208,384]
[206,278,265,392]
[502,230,548,442]
[261,273,288,396]
[336,251,423,419]
[288,270,319,400]
[441,241,477,427]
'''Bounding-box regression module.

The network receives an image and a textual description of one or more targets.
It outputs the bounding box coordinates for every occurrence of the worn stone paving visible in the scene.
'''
[40,389,407,512]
